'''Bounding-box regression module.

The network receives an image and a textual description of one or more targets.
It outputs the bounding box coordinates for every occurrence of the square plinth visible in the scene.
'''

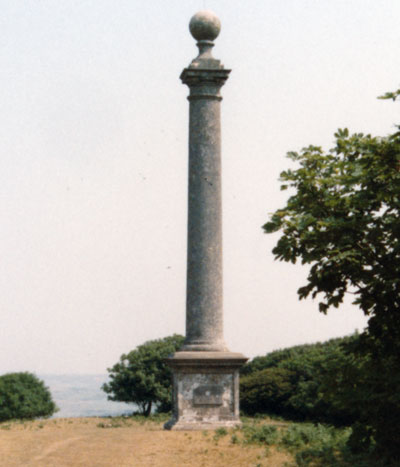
[164,351,247,430]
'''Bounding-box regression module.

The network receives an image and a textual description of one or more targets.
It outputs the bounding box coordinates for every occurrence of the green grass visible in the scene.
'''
[241,423,277,444]
[279,423,351,466]
[97,416,133,429]
[96,412,170,429]
[234,419,382,467]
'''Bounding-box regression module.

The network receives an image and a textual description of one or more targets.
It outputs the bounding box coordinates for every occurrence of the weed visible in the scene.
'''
[126,412,169,425]
[96,416,136,429]
[242,424,279,445]
[280,423,348,453]
[215,427,228,437]
[237,420,357,466]
[240,415,256,424]
[97,420,123,429]
[213,427,228,441]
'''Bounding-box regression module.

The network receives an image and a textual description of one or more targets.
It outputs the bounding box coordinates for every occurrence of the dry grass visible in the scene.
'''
[0,417,294,466]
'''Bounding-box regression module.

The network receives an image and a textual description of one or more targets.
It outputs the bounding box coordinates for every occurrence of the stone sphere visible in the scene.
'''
[189,10,221,42]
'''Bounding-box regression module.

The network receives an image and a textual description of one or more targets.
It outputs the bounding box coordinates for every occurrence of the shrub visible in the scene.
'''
[239,420,354,466]
[0,372,57,421]
[242,424,279,445]
[241,334,400,459]
[213,427,228,441]
[240,335,360,424]
[281,424,352,466]
[240,367,295,417]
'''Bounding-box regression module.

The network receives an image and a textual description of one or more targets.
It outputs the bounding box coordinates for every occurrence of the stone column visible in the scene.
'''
[165,11,247,431]
[181,12,230,352]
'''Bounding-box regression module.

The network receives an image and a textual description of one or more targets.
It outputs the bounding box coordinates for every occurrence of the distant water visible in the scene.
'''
[39,374,136,418]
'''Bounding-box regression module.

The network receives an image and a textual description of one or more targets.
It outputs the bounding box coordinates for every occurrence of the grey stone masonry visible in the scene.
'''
[181,13,230,352]
[165,11,247,431]
[164,352,246,430]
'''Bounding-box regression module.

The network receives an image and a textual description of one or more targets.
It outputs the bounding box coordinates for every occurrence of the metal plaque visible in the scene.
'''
[193,384,223,406]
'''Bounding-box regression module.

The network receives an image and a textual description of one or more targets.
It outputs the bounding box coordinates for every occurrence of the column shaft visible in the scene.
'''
[185,95,224,350]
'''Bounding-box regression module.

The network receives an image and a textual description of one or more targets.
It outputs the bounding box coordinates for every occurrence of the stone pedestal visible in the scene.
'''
[165,11,247,431]
[164,352,247,430]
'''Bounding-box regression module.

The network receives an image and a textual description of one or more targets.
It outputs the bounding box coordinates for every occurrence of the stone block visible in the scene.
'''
[164,351,247,430]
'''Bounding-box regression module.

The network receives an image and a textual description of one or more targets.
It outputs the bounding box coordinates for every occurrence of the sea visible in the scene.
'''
[39,374,137,418]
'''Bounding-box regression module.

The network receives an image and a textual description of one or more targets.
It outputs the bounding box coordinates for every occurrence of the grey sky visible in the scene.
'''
[1,0,399,374]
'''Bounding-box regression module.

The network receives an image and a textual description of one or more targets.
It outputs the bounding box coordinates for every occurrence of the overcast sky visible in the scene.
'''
[1,0,400,374]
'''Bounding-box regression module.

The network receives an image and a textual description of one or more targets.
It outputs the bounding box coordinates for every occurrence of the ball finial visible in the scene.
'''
[189,10,221,42]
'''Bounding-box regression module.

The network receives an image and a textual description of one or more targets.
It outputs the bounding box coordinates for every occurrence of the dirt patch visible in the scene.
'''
[0,417,293,466]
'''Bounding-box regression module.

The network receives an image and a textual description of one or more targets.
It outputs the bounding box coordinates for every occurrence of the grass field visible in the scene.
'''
[0,416,294,467]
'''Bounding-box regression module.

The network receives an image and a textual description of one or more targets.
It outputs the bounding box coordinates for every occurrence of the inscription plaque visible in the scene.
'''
[193,384,223,406]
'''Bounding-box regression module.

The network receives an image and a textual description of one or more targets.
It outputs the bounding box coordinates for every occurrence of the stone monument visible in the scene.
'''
[164,11,247,431]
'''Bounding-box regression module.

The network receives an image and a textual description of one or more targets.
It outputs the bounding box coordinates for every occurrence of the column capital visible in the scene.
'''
[180,68,230,100]
[180,68,230,86]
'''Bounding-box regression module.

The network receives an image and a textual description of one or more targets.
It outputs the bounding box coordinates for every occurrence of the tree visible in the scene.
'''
[0,372,57,421]
[263,93,400,460]
[102,334,184,416]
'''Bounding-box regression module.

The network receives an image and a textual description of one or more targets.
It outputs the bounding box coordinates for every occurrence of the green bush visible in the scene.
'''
[241,335,400,462]
[240,343,321,376]
[0,372,57,422]
[332,345,400,463]
[239,420,353,466]
[280,424,343,452]
[240,367,295,417]
[240,335,359,425]
[242,424,279,445]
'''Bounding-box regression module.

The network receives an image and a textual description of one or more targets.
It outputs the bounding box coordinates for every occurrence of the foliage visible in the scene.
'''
[263,92,400,459]
[264,126,400,325]
[281,423,352,466]
[240,343,317,376]
[240,367,295,417]
[329,342,400,464]
[240,335,358,425]
[241,423,279,445]
[102,334,184,416]
[237,419,360,467]
[0,372,57,422]
[213,427,228,441]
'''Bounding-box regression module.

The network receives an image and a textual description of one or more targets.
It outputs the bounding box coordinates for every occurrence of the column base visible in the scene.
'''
[164,418,242,431]
[181,341,228,352]
[164,351,247,431]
